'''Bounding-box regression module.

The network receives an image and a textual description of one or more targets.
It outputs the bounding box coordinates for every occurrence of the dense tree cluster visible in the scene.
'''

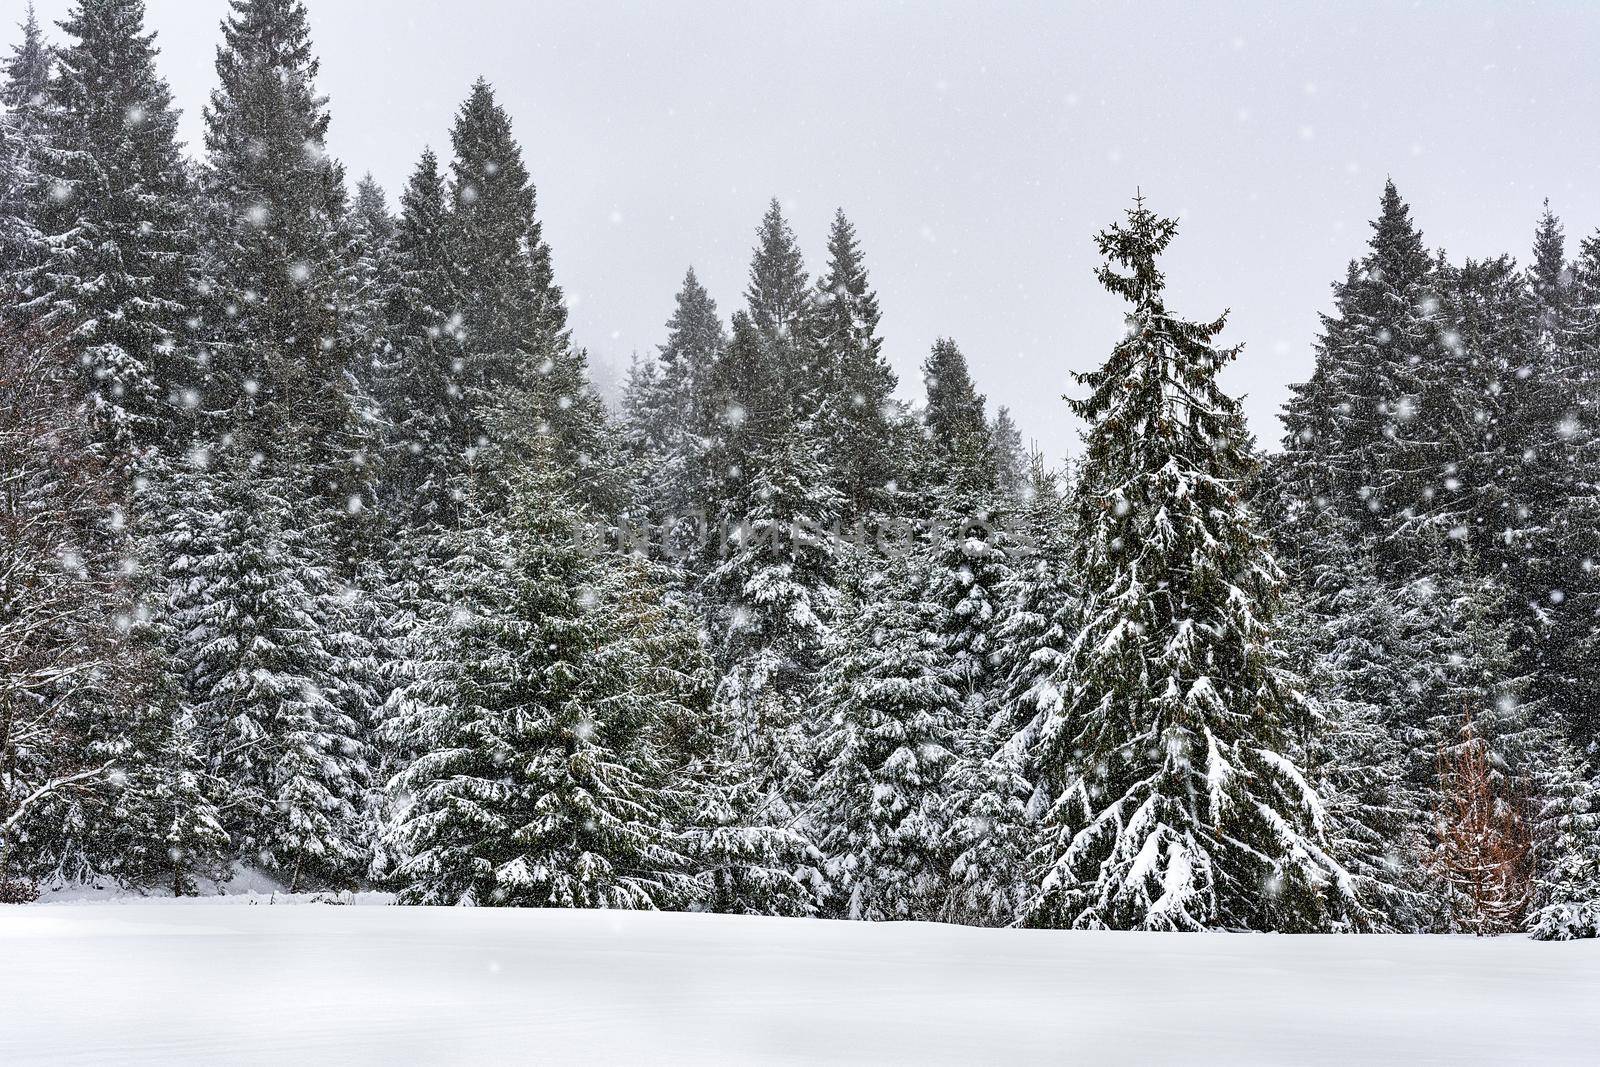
[1,1,1595,936]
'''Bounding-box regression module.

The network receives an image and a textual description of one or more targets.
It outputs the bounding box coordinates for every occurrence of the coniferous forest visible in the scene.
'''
[2,0,1599,943]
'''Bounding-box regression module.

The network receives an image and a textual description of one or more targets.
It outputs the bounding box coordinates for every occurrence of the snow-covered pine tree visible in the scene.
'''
[707,427,844,832]
[746,198,811,345]
[921,337,992,481]
[811,561,962,921]
[345,172,396,397]
[391,436,697,909]
[1,5,49,127]
[691,205,851,847]
[0,111,42,309]
[377,147,471,532]
[1274,541,1435,931]
[809,209,903,521]
[990,406,1027,504]
[200,0,367,498]
[946,452,1074,926]
[162,449,371,891]
[1431,247,1600,745]
[0,4,49,314]
[1027,197,1357,933]
[1279,180,1440,573]
[36,0,195,467]
[623,266,726,545]
[445,78,620,507]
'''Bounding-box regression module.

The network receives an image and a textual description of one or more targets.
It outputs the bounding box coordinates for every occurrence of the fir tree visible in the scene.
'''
[624,266,725,537]
[163,452,370,890]
[0,3,49,311]
[446,78,618,504]
[391,440,697,909]
[811,563,961,921]
[922,337,993,489]
[345,172,396,395]
[36,0,195,465]
[1,5,50,120]
[810,209,901,519]
[707,429,844,831]
[377,147,472,531]
[1027,198,1356,932]
[1280,180,1440,570]
[946,453,1074,926]
[990,406,1027,503]
[746,197,810,343]
[200,0,366,505]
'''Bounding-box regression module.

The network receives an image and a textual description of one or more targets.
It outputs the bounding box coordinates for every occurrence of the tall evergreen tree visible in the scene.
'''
[200,0,367,506]
[0,321,136,892]
[391,439,697,909]
[37,0,194,465]
[946,453,1074,926]
[162,453,371,890]
[707,429,844,831]
[623,266,725,537]
[1027,198,1356,932]
[810,209,901,518]
[990,406,1027,503]
[811,562,961,921]
[746,198,810,343]
[345,171,396,396]
[922,337,992,484]
[446,78,618,504]
[1280,181,1440,571]
[377,148,471,531]
[0,3,50,311]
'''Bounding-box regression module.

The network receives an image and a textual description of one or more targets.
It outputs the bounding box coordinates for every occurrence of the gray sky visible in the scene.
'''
[14,1,1600,459]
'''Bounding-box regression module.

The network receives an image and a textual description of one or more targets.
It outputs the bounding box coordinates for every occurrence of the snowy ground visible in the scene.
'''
[3,901,1597,1065]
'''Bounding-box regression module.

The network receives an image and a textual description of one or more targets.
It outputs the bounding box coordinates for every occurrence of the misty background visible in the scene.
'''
[12,0,1599,460]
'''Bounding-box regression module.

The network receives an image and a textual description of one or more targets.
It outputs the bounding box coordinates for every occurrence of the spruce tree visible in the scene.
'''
[1027,198,1356,932]
[162,452,370,890]
[946,453,1074,926]
[1280,181,1440,571]
[746,197,810,343]
[377,148,472,531]
[810,209,901,519]
[624,266,725,537]
[990,406,1027,503]
[199,0,378,530]
[0,3,49,312]
[811,563,961,921]
[0,321,135,892]
[707,429,844,829]
[1,5,49,121]
[391,439,697,909]
[446,78,618,504]
[345,172,396,396]
[37,0,194,466]
[922,337,992,479]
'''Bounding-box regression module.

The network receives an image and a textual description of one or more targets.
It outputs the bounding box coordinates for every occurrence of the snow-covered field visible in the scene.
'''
[3,901,1597,1065]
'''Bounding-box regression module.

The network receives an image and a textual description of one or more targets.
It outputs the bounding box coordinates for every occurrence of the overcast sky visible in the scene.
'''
[13,1,1600,459]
